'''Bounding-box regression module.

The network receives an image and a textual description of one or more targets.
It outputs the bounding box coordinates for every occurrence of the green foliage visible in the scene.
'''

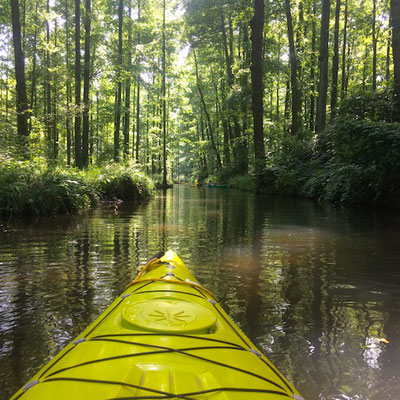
[0,157,95,216]
[150,173,173,190]
[272,136,314,195]
[227,175,255,191]
[308,117,400,206]
[251,94,400,208]
[338,91,395,123]
[0,158,155,217]
[94,163,155,200]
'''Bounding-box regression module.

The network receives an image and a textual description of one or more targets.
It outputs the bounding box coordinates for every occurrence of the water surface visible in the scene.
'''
[1,186,400,399]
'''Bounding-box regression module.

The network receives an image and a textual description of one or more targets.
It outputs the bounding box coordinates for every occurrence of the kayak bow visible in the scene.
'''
[12,250,304,400]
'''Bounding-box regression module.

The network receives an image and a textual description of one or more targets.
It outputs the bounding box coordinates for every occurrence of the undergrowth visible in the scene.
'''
[223,92,400,208]
[0,158,154,217]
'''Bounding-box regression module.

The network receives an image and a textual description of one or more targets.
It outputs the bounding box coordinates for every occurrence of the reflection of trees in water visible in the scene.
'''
[2,188,400,400]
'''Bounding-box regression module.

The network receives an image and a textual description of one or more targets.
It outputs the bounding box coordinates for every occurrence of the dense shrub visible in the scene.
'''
[0,158,155,217]
[92,163,155,200]
[227,174,255,191]
[338,91,395,123]
[310,118,400,206]
[0,159,95,216]
[273,136,314,195]
[229,95,400,208]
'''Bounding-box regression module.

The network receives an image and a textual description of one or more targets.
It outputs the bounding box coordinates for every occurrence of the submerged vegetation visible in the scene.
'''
[0,157,154,217]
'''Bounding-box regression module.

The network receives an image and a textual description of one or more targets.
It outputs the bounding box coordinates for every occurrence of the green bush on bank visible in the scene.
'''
[0,158,154,217]
[88,163,154,201]
[228,92,400,208]
[227,174,255,191]
[307,117,400,206]
[256,114,400,207]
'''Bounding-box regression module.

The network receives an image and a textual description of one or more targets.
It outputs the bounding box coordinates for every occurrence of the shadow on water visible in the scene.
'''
[1,185,400,399]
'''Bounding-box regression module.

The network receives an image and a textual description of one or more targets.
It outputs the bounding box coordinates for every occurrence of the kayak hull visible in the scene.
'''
[12,250,303,400]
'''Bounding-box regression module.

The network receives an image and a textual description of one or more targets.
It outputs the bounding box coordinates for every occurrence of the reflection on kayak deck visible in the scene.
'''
[1,185,400,399]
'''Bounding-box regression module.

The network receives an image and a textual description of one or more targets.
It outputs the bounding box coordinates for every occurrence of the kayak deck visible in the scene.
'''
[12,250,303,400]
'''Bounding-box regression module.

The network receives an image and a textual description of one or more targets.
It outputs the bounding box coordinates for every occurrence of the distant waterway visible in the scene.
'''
[1,185,400,399]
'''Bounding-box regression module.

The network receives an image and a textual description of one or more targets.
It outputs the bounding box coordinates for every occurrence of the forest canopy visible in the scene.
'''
[1,0,400,208]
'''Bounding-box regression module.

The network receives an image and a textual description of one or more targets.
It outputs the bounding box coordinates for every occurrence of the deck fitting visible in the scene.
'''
[23,380,39,391]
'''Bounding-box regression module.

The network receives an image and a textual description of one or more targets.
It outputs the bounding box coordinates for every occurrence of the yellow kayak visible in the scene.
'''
[12,250,304,400]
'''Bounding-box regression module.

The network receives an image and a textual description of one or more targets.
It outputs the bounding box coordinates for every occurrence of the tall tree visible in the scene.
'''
[29,0,38,133]
[135,0,141,162]
[310,0,317,130]
[341,0,348,99]
[372,0,377,91]
[316,0,331,134]
[65,0,72,165]
[10,0,29,141]
[330,0,341,119]
[114,0,123,162]
[193,47,222,170]
[285,0,301,135]
[74,0,82,168]
[220,11,246,173]
[123,0,132,159]
[82,0,91,167]
[391,0,400,120]
[45,0,52,156]
[52,18,59,160]
[162,0,167,186]
[250,0,265,168]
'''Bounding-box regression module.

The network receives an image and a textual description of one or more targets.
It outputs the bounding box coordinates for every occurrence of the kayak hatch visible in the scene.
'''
[11,250,304,400]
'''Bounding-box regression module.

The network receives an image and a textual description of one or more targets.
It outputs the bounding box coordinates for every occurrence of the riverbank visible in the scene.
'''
[227,97,400,208]
[0,158,154,217]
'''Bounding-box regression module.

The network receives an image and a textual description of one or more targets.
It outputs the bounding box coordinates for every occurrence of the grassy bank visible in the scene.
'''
[0,158,154,217]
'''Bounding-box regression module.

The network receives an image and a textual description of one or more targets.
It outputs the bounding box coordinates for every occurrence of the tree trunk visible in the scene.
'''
[162,0,167,187]
[123,0,132,159]
[310,0,316,131]
[391,0,400,120]
[220,77,231,166]
[372,0,377,91]
[10,0,29,141]
[285,0,301,135]
[53,19,58,161]
[221,11,245,173]
[386,29,391,87]
[330,0,341,119]
[114,0,123,162]
[135,0,141,163]
[65,0,72,165]
[74,0,82,168]
[341,0,348,100]
[363,43,368,91]
[316,0,331,134]
[46,0,52,156]
[250,0,265,168]
[199,117,208,175]
[29,0,38,134]
[82,0,91,167]
[193,47,222,170]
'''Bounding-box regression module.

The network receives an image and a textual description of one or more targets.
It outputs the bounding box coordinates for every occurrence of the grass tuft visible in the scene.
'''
[0,157,154,217]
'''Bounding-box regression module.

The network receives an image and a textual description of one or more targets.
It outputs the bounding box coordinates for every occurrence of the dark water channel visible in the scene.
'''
[1,185,400,399]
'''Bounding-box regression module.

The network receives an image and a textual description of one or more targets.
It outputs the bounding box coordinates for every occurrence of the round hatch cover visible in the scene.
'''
[122,299,216,333]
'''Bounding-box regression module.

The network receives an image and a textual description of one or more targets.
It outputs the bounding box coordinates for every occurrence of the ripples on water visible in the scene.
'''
[1,186,400,399]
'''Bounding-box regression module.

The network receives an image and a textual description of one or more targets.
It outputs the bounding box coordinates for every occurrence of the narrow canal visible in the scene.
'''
[1,185,400,399]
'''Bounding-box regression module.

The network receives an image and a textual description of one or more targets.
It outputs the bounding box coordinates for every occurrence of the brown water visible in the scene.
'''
[1,185,400,399]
